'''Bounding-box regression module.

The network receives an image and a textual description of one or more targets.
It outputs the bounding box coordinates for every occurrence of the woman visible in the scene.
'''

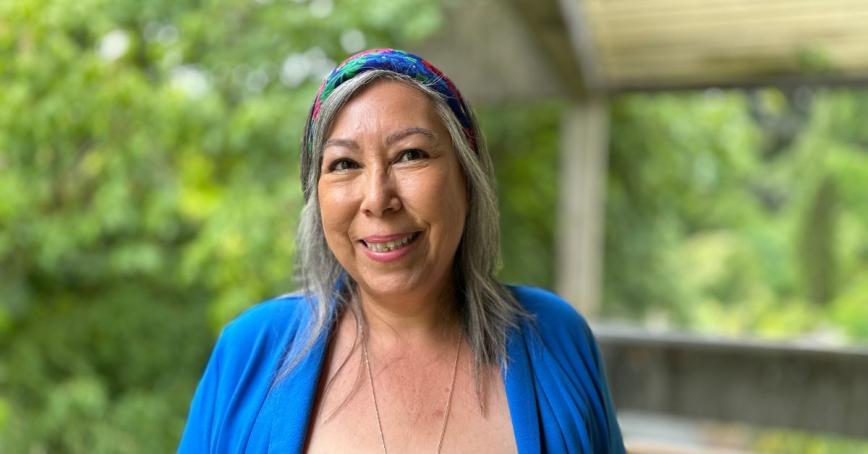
[179,49,624,453]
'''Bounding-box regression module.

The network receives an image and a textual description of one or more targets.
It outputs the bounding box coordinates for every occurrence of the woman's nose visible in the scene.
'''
[360,167,401,217]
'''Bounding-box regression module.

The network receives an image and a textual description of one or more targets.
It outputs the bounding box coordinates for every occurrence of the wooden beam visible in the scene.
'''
[556,97,610,318]
[609,73,868,94]
[505,0,588,97]
[557,0,605,92]
[412,1,567,102]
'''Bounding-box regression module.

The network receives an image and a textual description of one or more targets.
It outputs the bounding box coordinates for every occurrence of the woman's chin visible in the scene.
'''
[354,272,442,305]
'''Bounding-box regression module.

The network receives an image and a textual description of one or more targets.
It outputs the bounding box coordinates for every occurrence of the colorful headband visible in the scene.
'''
[305,48,476,153]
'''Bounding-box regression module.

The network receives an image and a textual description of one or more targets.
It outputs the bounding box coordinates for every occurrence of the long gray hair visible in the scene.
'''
[283,70,526,383]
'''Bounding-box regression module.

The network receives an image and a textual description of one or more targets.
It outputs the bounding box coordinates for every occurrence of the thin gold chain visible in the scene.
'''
[363,330,462,454]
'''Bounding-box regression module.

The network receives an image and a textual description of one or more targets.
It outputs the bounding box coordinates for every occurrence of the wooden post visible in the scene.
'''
[557,96,610,318]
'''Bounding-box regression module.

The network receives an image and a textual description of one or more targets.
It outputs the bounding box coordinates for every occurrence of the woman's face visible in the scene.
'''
[317,80,468,304]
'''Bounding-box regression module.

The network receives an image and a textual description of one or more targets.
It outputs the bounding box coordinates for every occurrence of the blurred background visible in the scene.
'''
[1,0,867,452]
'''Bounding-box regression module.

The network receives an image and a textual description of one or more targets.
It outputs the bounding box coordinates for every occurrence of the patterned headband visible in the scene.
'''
[305,48,476,153]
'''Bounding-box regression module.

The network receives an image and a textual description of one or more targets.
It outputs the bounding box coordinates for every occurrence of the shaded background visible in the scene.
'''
[1,0,867,451]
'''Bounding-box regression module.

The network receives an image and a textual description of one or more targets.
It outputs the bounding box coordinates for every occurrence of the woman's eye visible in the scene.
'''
[328,159,358,172]
[398,149,427,162]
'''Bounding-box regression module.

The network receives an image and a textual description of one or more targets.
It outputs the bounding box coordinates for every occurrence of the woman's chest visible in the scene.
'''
[304,351,516,453]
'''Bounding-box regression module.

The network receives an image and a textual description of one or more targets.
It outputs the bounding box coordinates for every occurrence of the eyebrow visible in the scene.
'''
[385,127,437,146]
[323,138,359,151]
[323,127,438,152]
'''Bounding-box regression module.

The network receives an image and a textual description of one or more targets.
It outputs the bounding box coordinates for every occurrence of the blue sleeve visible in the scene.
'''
[512,286,626,453]
[176,296,308,453]
[579,317,626,453]
[178,330,226,453]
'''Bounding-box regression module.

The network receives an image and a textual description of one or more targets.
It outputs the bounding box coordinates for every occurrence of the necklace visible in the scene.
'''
[362,330,462,454]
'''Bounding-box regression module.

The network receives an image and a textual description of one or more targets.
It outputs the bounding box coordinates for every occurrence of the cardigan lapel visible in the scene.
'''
[505,325,542,454]
[264,331,330,453]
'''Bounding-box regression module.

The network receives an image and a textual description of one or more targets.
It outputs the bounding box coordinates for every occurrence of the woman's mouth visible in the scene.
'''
[362,232,421,253]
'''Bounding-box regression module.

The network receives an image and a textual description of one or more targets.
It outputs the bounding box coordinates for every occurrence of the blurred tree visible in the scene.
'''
[0,0,443,451]
[797,176,838,305]
[602,87,868,340]
[604,91,763,321]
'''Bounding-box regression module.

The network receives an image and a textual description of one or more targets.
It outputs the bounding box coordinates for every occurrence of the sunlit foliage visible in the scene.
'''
[605,88,868,343]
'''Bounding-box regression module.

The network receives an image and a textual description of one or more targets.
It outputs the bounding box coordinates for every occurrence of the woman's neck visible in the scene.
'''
[354,284,461,349]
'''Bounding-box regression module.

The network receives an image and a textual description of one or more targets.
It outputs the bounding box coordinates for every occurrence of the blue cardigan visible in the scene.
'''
[179,286,625,453]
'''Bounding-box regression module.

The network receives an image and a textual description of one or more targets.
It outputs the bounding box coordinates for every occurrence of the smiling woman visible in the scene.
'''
[178,49,625,453]
[318,81,469,316]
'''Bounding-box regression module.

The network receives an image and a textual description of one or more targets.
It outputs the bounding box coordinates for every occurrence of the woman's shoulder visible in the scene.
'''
[224,292,310,333]
[178,293,316,452]
[215,292,314,358]
[506,284,600,355]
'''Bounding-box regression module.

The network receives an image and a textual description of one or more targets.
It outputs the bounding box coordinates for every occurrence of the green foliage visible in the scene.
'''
[0,0,443,451]
[832,274,868,339]
[755,429,868,453]
[479,102,562,290]
[605,91,763,321]
[604,88,868,344]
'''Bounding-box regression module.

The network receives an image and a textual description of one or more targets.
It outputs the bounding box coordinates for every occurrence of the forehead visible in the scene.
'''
[328,80,445,136]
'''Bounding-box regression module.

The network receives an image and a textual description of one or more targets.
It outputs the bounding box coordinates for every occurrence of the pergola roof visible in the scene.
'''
[417,0,868,99]
[577,0,868,91]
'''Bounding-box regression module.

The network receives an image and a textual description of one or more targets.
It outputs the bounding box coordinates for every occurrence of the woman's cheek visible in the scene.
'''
[319,183,356,220]
[400,167,451,199]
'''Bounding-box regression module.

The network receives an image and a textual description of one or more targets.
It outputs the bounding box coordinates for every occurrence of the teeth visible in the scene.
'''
[365,233,416,252]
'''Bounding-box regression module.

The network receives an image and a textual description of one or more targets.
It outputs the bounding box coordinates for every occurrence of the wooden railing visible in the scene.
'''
[596,325,868,438]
